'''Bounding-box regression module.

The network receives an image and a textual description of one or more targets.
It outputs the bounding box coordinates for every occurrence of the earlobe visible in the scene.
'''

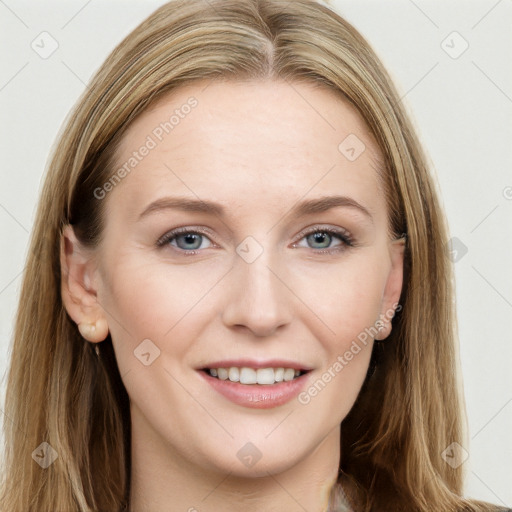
[60,225,109,340]
[78,318,109,343]
[375,236,406,341]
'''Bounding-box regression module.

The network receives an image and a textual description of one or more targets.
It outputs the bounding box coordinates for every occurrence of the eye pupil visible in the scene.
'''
[308,231,331,249]
[161,227,347,254]
[177,233,202,250]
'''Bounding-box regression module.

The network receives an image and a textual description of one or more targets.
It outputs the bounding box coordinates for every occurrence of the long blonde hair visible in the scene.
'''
[0,1,503,511]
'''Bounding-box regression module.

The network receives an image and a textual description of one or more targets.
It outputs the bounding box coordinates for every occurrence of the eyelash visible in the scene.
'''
[156,225,354,256]
[294,226,354,254]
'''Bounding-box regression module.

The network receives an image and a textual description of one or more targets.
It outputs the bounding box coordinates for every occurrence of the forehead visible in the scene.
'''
[107,79,385,223]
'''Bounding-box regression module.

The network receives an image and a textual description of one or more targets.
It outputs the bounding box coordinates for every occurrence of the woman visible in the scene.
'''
[0,0,509,511]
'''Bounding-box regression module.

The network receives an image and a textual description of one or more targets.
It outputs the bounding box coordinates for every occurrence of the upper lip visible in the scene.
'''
[199,359,314,371]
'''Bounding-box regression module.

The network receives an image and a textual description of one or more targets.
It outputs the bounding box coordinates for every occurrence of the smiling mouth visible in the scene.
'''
[201,367,310,385]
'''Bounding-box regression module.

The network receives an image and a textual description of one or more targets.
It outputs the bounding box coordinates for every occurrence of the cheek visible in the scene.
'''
[290,254,386,412]
[291,253,388,347]
[98,256,228,367]
[294,261,382,420]
[102,249,388,350]
[101,246,387,389]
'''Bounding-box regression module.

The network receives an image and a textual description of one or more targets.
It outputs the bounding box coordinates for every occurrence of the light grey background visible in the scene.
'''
[1,0,511,506]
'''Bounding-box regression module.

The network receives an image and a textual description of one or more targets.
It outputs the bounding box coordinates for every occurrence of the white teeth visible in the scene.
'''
[217,368,228,380]
[240,367,257,384]
[256,368,275,385]
[207,366,304,385]
[228,367,240,382]
[283,368,295,381]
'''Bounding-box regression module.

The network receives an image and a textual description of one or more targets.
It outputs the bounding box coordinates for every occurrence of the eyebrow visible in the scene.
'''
[138,194,373,222]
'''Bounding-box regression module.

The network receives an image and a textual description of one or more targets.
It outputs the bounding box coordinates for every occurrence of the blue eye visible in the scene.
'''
[157,226,354,255]
[295,227,353,253]
[157,228,213,253]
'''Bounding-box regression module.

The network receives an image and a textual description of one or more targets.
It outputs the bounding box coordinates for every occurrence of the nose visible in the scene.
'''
[221,250,293,338]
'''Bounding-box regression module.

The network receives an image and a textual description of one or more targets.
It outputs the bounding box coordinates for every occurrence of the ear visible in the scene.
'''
[60,224,109,343]
[375,236,406,340]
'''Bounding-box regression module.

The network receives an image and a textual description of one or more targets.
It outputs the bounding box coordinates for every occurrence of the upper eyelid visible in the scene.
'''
[158,224,352,248]
[294,224,351,240]
[156,226,216,245]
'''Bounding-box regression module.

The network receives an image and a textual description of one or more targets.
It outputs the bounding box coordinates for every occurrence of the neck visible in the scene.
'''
[128,407,341,512]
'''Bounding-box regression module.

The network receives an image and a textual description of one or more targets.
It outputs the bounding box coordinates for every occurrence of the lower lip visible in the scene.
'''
[198,371,310,409]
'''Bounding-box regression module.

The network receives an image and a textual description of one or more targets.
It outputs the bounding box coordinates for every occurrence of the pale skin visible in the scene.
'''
[61,79,404,512]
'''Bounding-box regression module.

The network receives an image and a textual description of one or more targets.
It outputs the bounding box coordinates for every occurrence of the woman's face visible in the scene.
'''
[88,79,404,477]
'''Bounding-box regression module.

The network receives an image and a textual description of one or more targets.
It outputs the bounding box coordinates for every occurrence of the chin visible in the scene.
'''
[196,440,306,479]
